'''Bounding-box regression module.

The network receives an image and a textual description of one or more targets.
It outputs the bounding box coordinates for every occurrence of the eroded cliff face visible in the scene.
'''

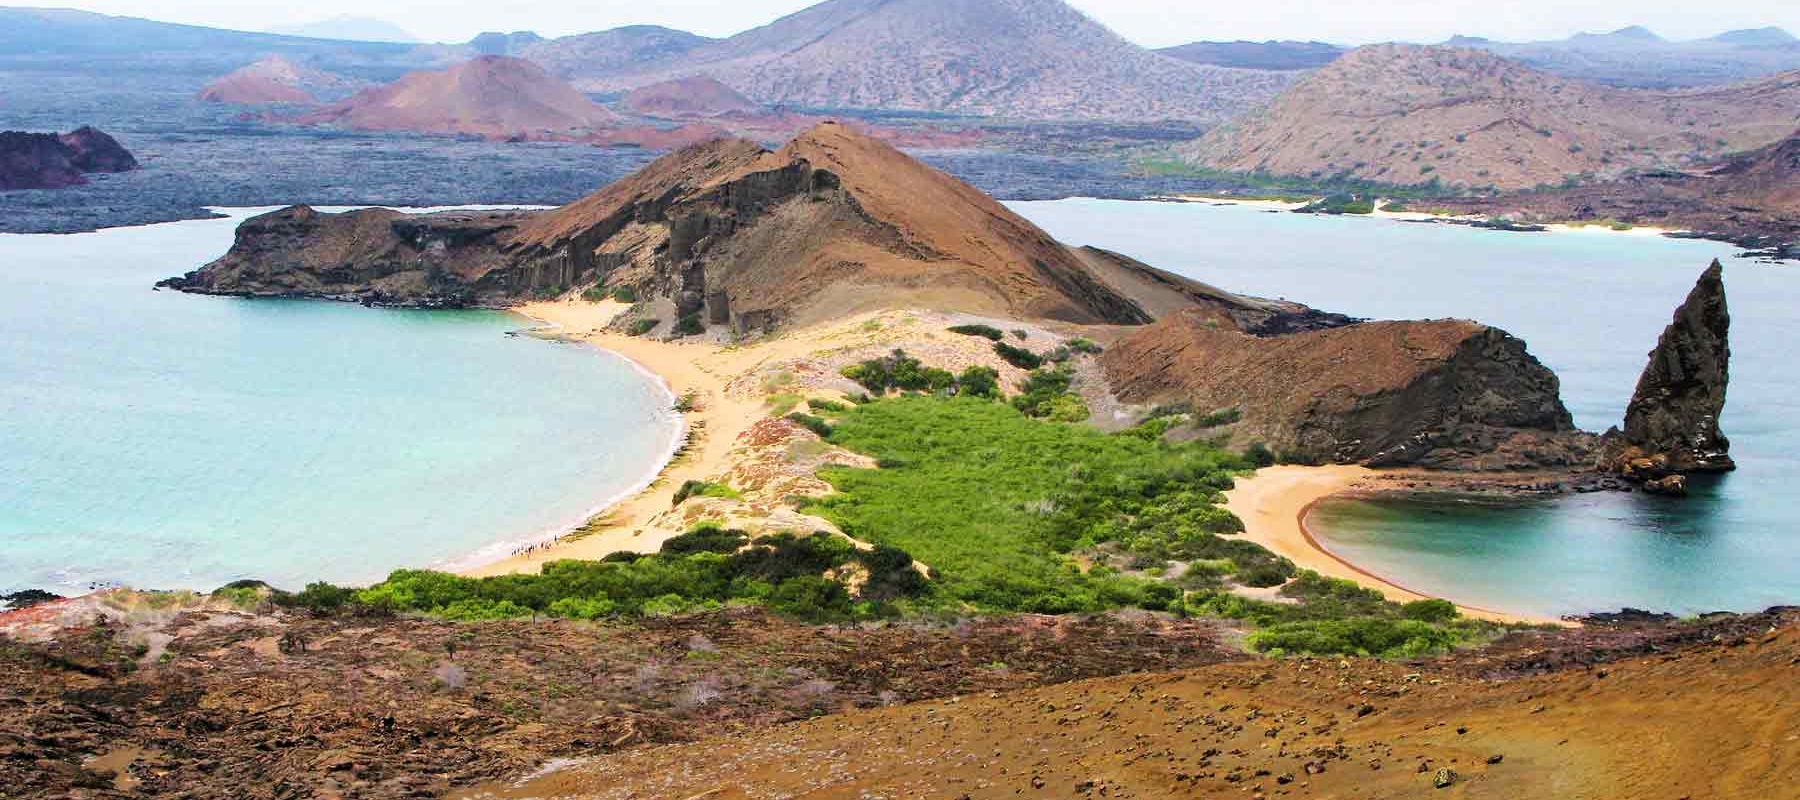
[1101,312,1592,470]
[1603,261,1734,491]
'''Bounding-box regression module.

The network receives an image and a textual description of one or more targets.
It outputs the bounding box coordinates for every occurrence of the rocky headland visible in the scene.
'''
[0,126,137,190]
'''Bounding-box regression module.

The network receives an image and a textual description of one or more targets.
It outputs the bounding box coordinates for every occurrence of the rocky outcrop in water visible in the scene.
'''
[0,127,137,190]
[1603,261,1734,483]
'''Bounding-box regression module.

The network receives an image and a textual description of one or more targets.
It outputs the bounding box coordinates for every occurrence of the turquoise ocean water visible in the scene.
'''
[1013,199,1797,617]
[1,209,682,596]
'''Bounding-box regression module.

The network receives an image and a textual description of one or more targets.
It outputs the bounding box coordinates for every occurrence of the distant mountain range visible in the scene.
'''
[1156,40,1345,71]
[267,16,419,44]
[516,0,1295,123]
[1178,44,1800,190]
[1449,25,1800,87]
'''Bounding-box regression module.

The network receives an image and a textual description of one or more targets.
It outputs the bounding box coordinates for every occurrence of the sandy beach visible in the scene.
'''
[1223,465,1562,625]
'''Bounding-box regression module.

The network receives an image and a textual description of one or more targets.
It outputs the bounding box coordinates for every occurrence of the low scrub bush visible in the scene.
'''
[674,313,706,337]
[348,528,927,622]
[993,341,1043,370]
[947,324,1004,341]
[627,318,658,337]
[672,480,741,506]
[1247,618,1462,658]
[786,412,834,438]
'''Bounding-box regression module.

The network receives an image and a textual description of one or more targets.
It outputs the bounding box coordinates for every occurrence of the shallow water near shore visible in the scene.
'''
[1013,198,1798,617]
[0,209,681,596]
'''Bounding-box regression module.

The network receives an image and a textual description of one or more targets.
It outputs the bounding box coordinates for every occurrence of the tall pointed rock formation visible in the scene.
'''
[1612,261,1734,483]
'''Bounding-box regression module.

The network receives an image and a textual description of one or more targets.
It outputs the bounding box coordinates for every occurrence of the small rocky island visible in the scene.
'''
[0,126,137,190]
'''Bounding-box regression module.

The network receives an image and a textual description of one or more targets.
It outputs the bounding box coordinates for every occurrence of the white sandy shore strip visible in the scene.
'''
[1223,465,1567,626]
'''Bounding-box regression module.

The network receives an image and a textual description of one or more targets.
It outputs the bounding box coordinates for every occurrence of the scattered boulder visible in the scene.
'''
[1433,767,1458,788]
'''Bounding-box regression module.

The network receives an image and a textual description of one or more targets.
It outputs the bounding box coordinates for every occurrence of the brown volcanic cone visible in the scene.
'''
[297,55,620,139]
[622,76,761,119]
[198,56,351,105]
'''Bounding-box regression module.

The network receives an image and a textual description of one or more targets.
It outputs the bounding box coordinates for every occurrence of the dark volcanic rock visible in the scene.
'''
[1609,261,1734,474]
[0,126,136,190]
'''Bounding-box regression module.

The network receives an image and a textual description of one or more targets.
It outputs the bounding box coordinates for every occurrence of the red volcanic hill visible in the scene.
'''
[198,56,352,105]
[297,56,620,139]
[623,76,761,118]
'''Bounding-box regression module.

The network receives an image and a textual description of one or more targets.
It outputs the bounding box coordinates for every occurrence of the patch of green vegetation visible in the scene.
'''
[993,341,1043,370]
[581,285,611,302]
[672,391,699,413]
[1193,406,1243,429]
[673,313,706,337]
[1297,193,1377,215]
[766,392,803,416]
[672,480,741,506]
[807,398,849,413]
[1009,367,1088,422]
[808,396,1254,613]
[785,412,834,438]
[1065,338,1103,355]
[344,528,926,622]
[947,324,1004,341]
[211,585,264,609]
[610,285,639,303]
[1185,572,1499,657]
[841,349,983,397]
[627,318,658,337]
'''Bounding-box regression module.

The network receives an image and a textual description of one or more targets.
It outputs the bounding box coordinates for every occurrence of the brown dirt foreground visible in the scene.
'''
[457,614,1800,800]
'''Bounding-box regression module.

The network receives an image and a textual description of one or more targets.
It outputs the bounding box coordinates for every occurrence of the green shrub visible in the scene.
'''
[1245,442,1277,468]
[1065,337,1103,355]
[955,366,1000,399]
[581,285,611,302]
[672,480,741,506]
[611,285,639,303]
[1400,598,1459,623]
[674,313,705,337]
[276,581,355,614]
[1247,618,1461,658]
[628,318,659,337]
[947,324,1004,341]
[993,341,1043,370]
[808,398,849,413]
[786,412,834,438]
[661,525,749,555]
[1194,407,1242,429]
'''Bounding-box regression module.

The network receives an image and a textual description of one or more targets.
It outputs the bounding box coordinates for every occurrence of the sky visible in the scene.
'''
[40,0,1800,48]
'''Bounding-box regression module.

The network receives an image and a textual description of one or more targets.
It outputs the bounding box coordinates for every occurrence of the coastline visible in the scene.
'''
[1222,465,1566,626]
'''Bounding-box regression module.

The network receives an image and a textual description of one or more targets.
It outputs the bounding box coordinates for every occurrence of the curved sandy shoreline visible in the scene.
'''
[1222,465,1564,625]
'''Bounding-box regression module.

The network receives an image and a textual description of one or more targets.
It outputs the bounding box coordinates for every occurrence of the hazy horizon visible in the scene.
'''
[23,0,1800,49]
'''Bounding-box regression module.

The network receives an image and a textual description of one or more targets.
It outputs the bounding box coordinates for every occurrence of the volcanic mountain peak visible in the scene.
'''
[296,55,620,139]
[531,0,1293,122]
[198,55,351,104]
[622,76,761,119]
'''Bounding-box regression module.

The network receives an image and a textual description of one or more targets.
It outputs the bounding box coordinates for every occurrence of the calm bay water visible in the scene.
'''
[1,209,681,596]
[1012,199,1798,617]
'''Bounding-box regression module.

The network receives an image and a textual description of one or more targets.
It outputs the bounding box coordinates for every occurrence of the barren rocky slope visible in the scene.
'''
[464,610,1798,800]
[524,0,1293,122]
[1457,25,1800,88]
[295,56,621,139]
[1178,44,1800,189]
[621,76,760,119]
